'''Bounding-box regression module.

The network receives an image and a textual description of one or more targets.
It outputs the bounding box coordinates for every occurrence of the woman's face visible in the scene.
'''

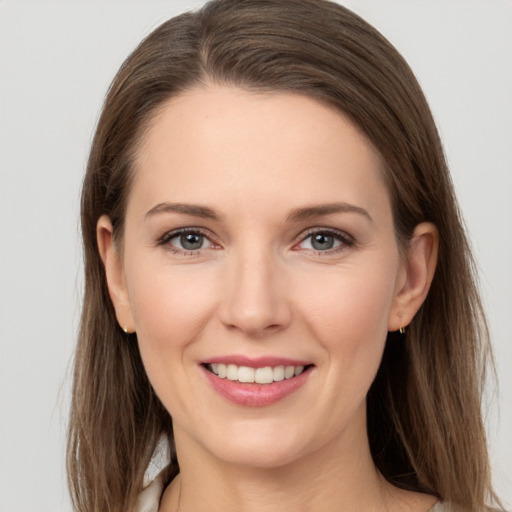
[101,85,429,469]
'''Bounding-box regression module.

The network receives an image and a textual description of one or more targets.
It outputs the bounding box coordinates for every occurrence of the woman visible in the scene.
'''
[67,0,502,511]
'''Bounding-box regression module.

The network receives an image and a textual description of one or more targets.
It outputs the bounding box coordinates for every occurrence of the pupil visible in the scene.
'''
[181,233,203,250]
[312,233,334,250]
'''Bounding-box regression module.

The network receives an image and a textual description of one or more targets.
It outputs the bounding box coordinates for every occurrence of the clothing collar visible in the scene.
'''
[135,436,171,512]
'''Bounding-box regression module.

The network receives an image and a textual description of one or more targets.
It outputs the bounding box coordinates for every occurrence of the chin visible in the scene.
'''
[215,443,306,470]
[201,420,317,470]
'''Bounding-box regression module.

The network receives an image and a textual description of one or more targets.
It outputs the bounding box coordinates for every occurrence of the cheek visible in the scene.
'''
[298,265,396,370]
[294,268,396,438]
[125,262,218,373]
[302,264,395,327]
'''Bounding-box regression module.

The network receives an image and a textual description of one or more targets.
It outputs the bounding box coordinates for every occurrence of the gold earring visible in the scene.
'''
[396,312,405,334]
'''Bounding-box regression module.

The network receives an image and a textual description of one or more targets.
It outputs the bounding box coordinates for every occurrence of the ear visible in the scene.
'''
[97,215,135,333]
[388,222,439,332]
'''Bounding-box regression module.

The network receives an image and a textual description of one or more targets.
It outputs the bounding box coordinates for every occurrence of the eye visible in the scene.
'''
[296,229,353,253]
[158,228,215,253]
[174,232,210,251]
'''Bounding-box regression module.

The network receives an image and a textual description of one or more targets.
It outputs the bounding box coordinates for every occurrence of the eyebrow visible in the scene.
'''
[145,202,220,220]
[286,202,373,223]
[145,201,372,224]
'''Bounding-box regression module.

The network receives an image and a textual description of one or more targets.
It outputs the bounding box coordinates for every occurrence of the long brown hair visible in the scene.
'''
[67,1,500,510]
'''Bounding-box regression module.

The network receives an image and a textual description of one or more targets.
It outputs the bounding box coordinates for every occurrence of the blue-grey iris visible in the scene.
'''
[312,233,334,250]
[181,233,204,250]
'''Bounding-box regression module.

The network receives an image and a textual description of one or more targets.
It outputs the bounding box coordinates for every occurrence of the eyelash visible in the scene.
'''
[156,227,217,256]
[156,227,354,256]
[295,228,354,255]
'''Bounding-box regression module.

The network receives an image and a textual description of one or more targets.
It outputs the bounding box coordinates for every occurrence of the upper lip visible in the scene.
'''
[203,355,312,368]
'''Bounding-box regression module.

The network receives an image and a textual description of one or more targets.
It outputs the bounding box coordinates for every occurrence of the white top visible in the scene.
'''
[134,470,166,512]
[134,437,170,512]
[429,504,454,512]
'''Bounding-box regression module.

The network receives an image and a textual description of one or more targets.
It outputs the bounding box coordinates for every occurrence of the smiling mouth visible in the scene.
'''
[203,363,313,384]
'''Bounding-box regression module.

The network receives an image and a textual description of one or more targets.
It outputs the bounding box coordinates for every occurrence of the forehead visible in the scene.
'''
[129,85,389,218]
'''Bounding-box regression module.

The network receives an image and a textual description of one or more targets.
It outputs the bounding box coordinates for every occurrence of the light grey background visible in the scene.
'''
[0,1,510,510]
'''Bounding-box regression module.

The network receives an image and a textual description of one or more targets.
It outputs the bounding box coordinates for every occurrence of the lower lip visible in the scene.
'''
[201,366,312,407]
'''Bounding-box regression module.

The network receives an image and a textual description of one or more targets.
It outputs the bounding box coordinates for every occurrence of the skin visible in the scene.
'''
[98,85,439,511]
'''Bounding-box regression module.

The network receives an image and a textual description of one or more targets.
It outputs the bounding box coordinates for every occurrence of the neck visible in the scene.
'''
[161,417,404,512]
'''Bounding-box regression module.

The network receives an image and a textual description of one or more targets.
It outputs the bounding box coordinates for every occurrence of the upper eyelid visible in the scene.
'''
[159,227,215,242]
[292,228,355,256]
[156,226,354,249]
[297,227,353,242]
[157,228,218,255]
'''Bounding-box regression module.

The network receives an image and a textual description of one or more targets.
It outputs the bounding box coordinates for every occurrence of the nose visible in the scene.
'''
[218,247,292,337]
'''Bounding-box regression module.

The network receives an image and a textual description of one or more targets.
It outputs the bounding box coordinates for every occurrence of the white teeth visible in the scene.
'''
[284,366,295,379]
[273,365,285,382]
[226,364,238,381]
[294,365,304,376]
[238,366,255,383]
[255,366,274,384]
[217,363,227,378]
[209,363,307,384]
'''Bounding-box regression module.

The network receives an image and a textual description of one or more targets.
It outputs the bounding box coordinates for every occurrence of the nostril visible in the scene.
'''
[223,321,285,338]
